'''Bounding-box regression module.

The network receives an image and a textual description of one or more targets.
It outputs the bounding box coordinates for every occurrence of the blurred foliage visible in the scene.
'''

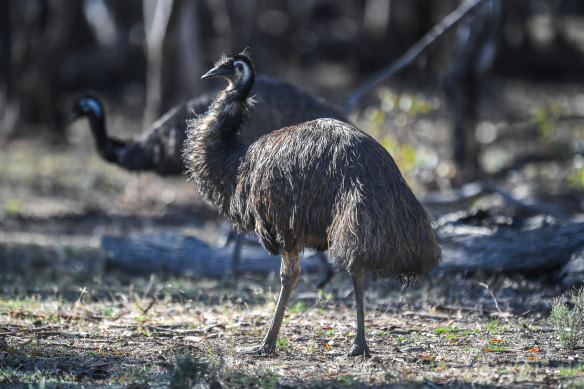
[534,103,584,190]
[3,198,21,215]
[568,155,584,189]
[362,88,439,185]
[534,104,562,141]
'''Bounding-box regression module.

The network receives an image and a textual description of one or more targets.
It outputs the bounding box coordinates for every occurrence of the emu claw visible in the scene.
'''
[349,343,371,358]
[237,342,276,356]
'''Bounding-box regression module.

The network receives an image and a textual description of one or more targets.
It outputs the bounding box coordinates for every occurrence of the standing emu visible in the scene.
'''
[183,49,441,357]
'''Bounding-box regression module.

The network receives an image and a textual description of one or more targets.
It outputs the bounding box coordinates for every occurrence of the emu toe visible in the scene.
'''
[349,343,371,358]
[237,342,277,356]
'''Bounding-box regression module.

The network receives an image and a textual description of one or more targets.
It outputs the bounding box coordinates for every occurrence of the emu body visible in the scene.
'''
[184,50,441,356]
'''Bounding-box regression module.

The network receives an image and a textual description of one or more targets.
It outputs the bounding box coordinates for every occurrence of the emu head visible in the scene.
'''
[201,48,255,94]
[70,94,104,122]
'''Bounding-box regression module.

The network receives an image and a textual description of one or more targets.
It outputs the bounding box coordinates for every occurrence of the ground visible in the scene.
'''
[1,79,584,388]
[1,249,582,388]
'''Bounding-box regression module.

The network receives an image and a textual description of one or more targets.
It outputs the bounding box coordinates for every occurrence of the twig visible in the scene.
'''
[142,273,156,300]
[141,298,156,314]
[345,0,488,115]
[478,282,510,323]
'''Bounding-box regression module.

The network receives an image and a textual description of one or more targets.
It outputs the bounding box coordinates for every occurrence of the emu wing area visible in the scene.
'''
[231,118,440,279]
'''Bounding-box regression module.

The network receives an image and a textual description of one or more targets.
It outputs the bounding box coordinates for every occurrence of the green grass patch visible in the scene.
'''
[558,364,584,377]
[483,345,509,352]
[485,320,499,334]
[4,198,21,215]
[289,301,308,313]
[435,327,461,334]
[276,338,289,348]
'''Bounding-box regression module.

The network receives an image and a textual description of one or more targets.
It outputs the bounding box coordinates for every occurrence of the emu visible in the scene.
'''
[183,49,441,357]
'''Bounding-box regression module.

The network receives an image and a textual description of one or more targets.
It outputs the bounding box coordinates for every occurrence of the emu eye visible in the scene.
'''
[236,63,243,72]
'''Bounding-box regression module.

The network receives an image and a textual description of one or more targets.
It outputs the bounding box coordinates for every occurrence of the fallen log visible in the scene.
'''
[102,221,584,284]
[437,221,584,274]
[102,231,326,278]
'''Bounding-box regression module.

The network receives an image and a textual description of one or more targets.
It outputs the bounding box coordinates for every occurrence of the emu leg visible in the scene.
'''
[229,232,243,276]
[238,251,301,355]
[349,267,371,357]
[315,252,334,289]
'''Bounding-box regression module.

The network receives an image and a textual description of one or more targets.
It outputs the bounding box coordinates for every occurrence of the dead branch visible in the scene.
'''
[345,0,488,116]
[424,181,564,220]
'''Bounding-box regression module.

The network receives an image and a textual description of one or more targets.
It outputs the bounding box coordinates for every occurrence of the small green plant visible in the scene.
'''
[485,320,499,334]
[550,287,584,349]
[102,307,115,317]
[4,198,21,215]
[396,336,408,342]
[276,338,289,348]
[289,301,308,313]
[483,345,508,352]
[338,375,355,386]
[558,364,584,376]
[435,327,460,334]
[534,103,562,140]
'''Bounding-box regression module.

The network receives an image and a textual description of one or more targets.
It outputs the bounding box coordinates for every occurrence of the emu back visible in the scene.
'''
[228,118,440,279]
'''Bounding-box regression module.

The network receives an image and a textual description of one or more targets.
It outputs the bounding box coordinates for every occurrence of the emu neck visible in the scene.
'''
[86,112,125,163]
[184,85,253,208]
[88,113,108,150]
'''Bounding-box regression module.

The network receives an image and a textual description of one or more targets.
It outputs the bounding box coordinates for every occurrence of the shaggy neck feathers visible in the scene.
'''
[183,65,255,211]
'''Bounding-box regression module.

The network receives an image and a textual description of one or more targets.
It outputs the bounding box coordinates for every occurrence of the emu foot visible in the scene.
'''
[237,342,276,356]
[349,343,371,358]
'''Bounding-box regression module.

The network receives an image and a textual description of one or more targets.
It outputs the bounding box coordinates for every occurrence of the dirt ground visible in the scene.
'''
[1,80,584,388]
[0,242,581,388]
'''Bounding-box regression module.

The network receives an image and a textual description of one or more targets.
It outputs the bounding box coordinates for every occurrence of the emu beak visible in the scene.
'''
[201,66,231,80]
